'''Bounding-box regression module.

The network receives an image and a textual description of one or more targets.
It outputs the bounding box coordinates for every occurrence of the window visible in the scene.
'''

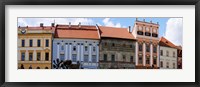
[45,67,48,69]
[92,55,96,63]
[85,46,88,51]
[153,57,157,64]
[166,51,169,57]
[166,62,169,68]
[146,57,150,64]
[173,51,175,57]
[73,46,76,51]
[45,52,49,61]
[160,50,163,56]
[45,39,49,47]
[139,44,143,51]
[123,44,126,47]
[104,42,107,46]
[36,67,40,69]
[29,40,33,47]
[60,54,65,61]
[130,56,133,62]
[61,45,64,50]
[72,54,77,62]
[37,40,41,47]
[130,45,133,48]
[146,45,150,52]
[21,52,25,61]
[139,56,143,64]
[123,55,126,62]
[93,47,96,52]
[84,55,89,62]
[29,53,33,61]
[153,46,157,53]
[160,61,163,67]
[37,52,41,61]
[29,65,32,69]
[112,43,115,47]
[22,40,25,47]
[111,55,115,62]
[103,54,107,61]
[173,63,175,69]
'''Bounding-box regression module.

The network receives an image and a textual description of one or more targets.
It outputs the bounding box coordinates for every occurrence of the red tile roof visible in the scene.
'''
[159,37,176,48]
[98,26,135,40]
[18,26,54,30]
[55,25,100,40]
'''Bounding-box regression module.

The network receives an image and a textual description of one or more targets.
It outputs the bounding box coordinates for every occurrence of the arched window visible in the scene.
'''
[45,67,49,69]
[36,67,40,69]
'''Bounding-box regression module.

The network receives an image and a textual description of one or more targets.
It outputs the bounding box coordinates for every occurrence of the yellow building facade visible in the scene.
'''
[18,26,53,69]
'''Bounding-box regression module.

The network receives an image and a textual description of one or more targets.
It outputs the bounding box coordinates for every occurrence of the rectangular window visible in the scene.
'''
[22,40,25,47]
[146,45,150,52]
[84,55,89,62]
[37,52,41,61]
[111,55,115,62]
[166,51,169,57]
[173,52,175,57]
[29,40,33,47]
[139,44,143,51]
[85,46,88,51]
[160,61,163,67]
[60,54,65,61]
[146,57,150,64]
[72,54,77,62]
[130,56,133,62]
[166,62,169,68]
[73,46,76,51]
[123,55,126,62]
[45,39,49,47]
[153,46,157,53]
[103,54,107,61]
[153,57,157,64]
[92,55,96,63]
[93,47,96,52]
[37,40,41,47]
[139,56,143,64]
[160,50,163,56]
[45,52,49,61]
[173,63,175,69]
[21,52,25,61]
[29,53,33,61]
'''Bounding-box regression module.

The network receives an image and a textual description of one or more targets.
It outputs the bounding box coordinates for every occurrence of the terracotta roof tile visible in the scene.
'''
[98,26,135,40]
[159,37,176,48]
[55,25,100,40]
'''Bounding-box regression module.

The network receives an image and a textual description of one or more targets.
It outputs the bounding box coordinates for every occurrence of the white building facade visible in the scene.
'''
[160,46,177,69]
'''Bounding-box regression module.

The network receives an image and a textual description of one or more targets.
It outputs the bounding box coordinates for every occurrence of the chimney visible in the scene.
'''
[40,23,43,27]
[143,19,145,22]
[150,20,152,23]
[78,22,81,28]
[157,22,159,25]
[69,22,71,28]
[128,26,131,33]
[51,23,55,27]
[136,18,138,21]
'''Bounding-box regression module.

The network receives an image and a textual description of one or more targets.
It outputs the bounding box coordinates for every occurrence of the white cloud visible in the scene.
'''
[102,18,121,28]
[18,18,95,26]
[164,18,183,46]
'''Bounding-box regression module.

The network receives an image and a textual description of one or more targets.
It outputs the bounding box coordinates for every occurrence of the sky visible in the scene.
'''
[18,17,183,46]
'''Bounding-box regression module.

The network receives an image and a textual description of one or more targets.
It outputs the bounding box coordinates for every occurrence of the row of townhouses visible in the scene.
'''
[18,19,182,69]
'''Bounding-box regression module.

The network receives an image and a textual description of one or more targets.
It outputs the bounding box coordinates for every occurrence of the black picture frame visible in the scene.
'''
[0,0,199,87]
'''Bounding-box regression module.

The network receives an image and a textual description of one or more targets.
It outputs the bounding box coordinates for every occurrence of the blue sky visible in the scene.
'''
[18,17,182,46]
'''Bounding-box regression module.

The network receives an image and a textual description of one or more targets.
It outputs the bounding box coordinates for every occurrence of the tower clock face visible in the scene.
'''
[21,29,26,34]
